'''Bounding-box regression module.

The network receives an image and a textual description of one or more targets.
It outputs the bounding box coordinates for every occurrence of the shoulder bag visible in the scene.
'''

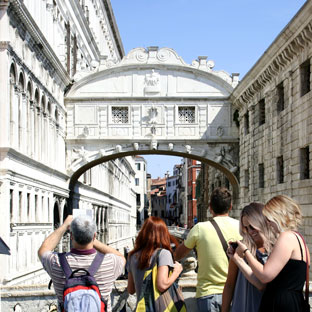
[210,219,229,260]
[136,249,187,312]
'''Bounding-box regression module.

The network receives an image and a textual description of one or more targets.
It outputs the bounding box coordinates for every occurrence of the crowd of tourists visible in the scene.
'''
[38,187,310,312]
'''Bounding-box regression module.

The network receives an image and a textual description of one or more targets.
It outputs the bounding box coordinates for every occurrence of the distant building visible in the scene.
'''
[186,159,201,227]
[166,164,183,225]
[150,177,167,219]
[134,156,148,226]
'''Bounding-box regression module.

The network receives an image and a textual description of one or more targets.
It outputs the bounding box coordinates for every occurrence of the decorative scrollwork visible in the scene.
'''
[157,49,170,62]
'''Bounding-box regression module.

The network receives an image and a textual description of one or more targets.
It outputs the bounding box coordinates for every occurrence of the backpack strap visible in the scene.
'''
[58,252,104,279]
[210,219,229,260]
[88,252,105,276]
[58,252,72,279]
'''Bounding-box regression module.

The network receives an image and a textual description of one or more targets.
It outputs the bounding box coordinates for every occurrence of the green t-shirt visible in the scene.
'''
[184,216,241,298]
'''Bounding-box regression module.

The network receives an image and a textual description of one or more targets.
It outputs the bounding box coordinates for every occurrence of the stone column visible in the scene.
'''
[29,100,35,157]
[20,93,27,153]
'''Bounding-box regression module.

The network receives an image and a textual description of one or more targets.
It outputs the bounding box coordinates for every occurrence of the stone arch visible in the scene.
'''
[26,80,33,100]
[18,71,25,92]
[9,62,17,84]
[55,107,59,124]
[47,100,52,116]
[65,47,240,212]
[41,94,46,112]
[68,148,239,210]
[53,201,60,229]
[34,88,40,106]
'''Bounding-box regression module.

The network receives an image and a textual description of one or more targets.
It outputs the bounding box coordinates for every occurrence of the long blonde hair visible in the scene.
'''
[263,195,302,232]
[240,203,277,256]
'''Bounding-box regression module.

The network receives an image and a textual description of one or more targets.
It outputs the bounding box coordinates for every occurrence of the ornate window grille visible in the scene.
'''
[112,107,129,124]
[178,106,195,123]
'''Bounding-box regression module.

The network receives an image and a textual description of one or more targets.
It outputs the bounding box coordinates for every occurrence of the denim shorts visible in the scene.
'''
[196,294,222,312]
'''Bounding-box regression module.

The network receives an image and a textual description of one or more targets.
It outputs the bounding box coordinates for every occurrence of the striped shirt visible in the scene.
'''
[41,248,124,312]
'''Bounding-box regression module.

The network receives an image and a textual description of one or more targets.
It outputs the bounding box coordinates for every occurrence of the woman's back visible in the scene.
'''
[259,233,306,312]
[128,248,174,300]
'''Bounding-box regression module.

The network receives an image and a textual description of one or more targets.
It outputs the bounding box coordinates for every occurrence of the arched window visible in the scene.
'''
[54,202,60,229]
[47,101,51,116]
[41,95,46,113]
[55,107,59,124]
[27,81,32,100]
[9,63,16,84]
[63,202,69,222]
[34,89,39,106]
[18,72,25,92]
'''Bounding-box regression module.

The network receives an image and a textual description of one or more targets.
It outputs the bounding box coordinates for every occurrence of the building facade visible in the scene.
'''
[0,0,137,289]
[134,156,148,226]
[150,177,167,219]
[232,0,312,243]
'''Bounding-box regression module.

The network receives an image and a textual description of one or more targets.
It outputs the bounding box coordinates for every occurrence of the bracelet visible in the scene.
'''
[243,248,249,255]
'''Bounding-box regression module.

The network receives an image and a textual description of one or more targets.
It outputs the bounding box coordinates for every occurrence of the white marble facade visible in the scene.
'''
[0,0,240,289]
[0,0,136,287]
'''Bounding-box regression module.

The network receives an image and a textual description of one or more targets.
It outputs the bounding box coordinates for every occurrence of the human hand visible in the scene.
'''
[63,215,73,229]
[235,240,248,258]
[226,242,237,259]
[173,261,183,276]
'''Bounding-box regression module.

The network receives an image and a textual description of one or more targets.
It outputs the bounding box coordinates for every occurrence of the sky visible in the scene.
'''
[110,0,306,178]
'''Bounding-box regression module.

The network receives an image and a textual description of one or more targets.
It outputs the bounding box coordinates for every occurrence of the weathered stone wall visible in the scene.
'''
[232,0,312,267]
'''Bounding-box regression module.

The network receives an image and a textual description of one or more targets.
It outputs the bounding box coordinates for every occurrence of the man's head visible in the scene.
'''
[210,187,232,215]
[70,215,97,246]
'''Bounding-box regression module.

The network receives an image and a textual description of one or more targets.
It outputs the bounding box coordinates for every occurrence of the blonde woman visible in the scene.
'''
[235,195,310,312]
[222,203,276,312]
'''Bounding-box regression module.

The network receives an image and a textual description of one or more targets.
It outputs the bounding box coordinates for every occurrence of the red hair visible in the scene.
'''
[129,217,178,270]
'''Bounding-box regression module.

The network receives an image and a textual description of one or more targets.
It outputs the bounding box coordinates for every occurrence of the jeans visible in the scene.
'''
[197,294,222,312]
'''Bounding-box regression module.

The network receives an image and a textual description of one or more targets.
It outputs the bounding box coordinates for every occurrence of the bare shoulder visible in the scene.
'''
[279,230,296,240]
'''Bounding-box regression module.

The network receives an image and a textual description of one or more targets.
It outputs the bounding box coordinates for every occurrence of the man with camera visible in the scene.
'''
[174,187,241,312]
[38,214,125,312]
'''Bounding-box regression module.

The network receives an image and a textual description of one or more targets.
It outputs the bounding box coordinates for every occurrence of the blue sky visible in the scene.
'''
[110,0,306,178]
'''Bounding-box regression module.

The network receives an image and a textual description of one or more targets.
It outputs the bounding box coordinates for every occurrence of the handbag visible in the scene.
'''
[136,249,187,312]
[296,232,310,312]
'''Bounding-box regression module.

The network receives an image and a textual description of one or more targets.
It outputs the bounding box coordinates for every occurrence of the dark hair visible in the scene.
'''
[129,217,177,270]
[210,187,232,214]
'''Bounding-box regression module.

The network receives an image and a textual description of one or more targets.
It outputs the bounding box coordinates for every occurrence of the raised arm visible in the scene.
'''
[236,231,295,284]
[93,239,126,265]
[38,215,73,260]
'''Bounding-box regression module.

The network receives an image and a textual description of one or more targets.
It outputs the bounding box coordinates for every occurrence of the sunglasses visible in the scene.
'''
[244,224,258,232]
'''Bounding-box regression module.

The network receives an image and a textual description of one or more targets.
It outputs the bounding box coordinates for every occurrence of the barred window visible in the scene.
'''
[178,106,195,123]
[277,156,284,184]
[300,59,310,97]
[276,82,284,112]
[112,107,129,123]
[244,112,249,134]
[244,169,249,188]
[259,99,265,126]
[259,163,264,188]
[300,147,310,180]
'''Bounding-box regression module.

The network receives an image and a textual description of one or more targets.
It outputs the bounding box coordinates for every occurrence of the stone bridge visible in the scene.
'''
[65,47,240,199]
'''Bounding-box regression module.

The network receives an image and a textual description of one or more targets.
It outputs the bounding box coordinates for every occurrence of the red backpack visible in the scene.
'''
[58,252,107,312]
